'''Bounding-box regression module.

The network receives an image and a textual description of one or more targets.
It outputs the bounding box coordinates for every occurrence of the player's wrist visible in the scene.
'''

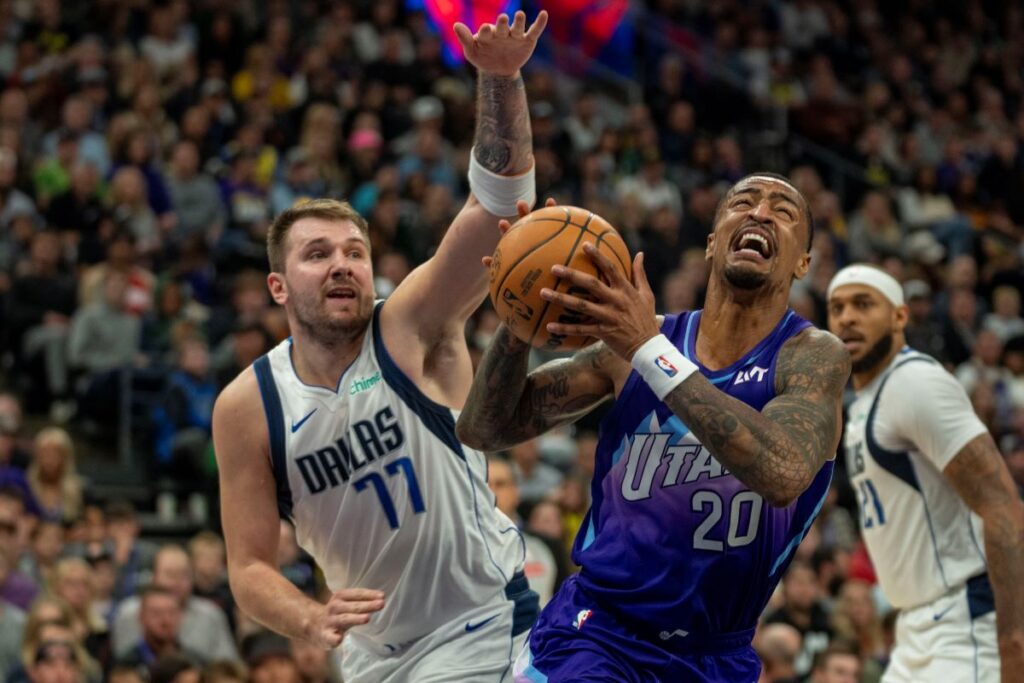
[469,148,536,216]
[630,333,698,400]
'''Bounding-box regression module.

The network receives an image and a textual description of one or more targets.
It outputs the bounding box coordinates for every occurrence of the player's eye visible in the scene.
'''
[347,250,364,259]
[777,206,795,220]
[308,250,325,259]
[733,199,751,208]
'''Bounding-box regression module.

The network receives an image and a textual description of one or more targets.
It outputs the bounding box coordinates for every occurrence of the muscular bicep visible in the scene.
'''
[212,372,281,578]
[944,433,1020,518]
[763,329,850,467]
[516,341,623,432]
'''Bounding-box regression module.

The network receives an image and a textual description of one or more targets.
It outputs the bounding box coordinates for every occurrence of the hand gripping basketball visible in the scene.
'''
[309,588,385,649]
[540,245,660,362]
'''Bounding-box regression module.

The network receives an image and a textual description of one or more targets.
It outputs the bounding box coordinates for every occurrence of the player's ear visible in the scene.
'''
[893,303,909,332]
[793,252,811,280]
[267,272,288,305]
[705,232,715,261]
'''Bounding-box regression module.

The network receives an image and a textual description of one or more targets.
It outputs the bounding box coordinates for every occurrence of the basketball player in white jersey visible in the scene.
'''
[211,12,548,682]
[827,265,1024,683]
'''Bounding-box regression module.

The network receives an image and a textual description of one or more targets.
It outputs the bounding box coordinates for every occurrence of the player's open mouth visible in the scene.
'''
[325,286,356,299]
[730,226,774,261]
[840,332,865,350]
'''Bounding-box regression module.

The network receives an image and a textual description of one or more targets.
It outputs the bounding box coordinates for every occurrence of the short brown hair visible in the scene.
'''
[267,198,370,273]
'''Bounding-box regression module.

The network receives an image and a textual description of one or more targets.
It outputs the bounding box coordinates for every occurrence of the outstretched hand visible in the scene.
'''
[540,245,661,361]
[481,197,557,269]
[309,588,385,649]
[454,10,549,78]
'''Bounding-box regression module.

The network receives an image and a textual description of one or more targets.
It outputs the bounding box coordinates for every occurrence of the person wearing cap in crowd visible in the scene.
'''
[827,264,1024,682]
[901,278,948,363]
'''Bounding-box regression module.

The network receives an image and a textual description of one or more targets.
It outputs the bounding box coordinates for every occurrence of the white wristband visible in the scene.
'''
[468,148,536,217]
[630,334,699,400]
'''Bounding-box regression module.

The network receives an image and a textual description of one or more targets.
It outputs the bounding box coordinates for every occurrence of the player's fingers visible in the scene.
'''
[326,612,373,631]
[540,289,611,320]
[550,264,613,298]
[582,243,628,286]
[453,23,474,50]
[632,252,651,293]
[511,11,527,37]
[482,256,493,268]
[544,197,557,208]
[495,14,510,35]
[478,24,494,42]
[525,10,549,41]
[329,599,385,615]
[333,588,385,602]
[320,631,344,649]
[515,201,531,218]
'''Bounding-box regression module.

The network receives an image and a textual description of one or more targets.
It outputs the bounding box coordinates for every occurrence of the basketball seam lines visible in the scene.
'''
[527,209,596,346]
[492,217,573,307]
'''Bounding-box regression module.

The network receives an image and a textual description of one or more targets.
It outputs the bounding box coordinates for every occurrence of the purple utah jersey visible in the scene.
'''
[574,309,834,644]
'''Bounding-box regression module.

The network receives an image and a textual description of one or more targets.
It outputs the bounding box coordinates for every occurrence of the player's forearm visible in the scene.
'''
[662,376,832,507]
[474,72,532,175]
[457,325,535,450]
[982,500,1024,664]
[229,560,322,642]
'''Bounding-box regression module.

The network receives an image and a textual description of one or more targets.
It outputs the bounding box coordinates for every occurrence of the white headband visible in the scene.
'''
[827,264,905,306]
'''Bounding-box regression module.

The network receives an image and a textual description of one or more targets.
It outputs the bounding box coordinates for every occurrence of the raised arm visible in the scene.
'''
[213,371,383,647]
[455,325,621,451]
[944,434,1024,680]
[539,244,850,507]
[385,11,547,336]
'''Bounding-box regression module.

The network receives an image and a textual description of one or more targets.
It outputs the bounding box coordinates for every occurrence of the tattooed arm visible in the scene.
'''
[661,329,850,507]
[944,434,1024,681]
[455,325,623,451]
[384,11,547,341]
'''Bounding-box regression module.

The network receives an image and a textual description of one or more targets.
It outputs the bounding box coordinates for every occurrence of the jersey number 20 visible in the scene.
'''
[353,457,426,529]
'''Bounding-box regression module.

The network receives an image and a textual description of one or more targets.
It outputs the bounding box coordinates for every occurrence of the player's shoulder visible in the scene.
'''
[213,366,270,449]
[775,327,851,393]
[883,350,959,395]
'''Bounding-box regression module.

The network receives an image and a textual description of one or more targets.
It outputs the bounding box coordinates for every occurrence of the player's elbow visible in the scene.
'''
[454,418,485,451]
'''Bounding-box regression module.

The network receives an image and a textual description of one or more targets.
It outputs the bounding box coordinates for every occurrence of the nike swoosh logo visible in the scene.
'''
[291,409,317,433]
[464,614,499,633]
[933,604,956,621]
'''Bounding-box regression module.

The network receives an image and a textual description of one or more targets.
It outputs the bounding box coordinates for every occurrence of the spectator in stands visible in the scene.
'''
[276,521,315,597]
[9,231,77,416]
[45,162,106,266]
[846,192,904,263]
[10,600,99,683]
[830,580,885,682]
[148,654,201,683]
[115,586,204,672]
[755,622,801,683]
[151,337,216,483]
[810,641,862,683]
[103,501,157,604]
[0,589,25,681]
[78,231,155,317]
[508,439,562,507]
[984,285,1024,344]
[764,560,833,678]
[26,428,83,525]
[486,455,559,606]
[186,532,234,635]
[18,520,62,590]
[106,665,145,683]
[198,661,246,683]
[112,545,237,663]
[41,97,110,177]
[166,141,225,250]
[289,639,329,683]
[240,632,299,683]
[50,558,110,671]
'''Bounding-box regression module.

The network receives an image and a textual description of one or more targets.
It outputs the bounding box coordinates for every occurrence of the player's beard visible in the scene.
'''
[291,288,373,349]
[724,262,768,290]
[852,330,894,374]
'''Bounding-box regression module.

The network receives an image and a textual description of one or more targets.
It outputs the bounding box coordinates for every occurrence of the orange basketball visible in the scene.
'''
[488,205,632,351]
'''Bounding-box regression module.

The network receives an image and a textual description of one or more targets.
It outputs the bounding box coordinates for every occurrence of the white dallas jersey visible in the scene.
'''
[253,304,526,647]
[844,348,988,610]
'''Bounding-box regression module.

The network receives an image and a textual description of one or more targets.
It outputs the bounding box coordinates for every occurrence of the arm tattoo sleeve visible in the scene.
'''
[456,326,614,450]
[473,73,531,175]
[660,330,850,506]
[945,433,1024,659]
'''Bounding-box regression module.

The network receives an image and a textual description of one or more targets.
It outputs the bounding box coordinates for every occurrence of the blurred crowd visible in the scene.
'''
[0,0,1022,681]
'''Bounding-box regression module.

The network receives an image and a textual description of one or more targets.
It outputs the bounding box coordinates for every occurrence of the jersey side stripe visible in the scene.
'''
[865,355,949,589]
[370,302,465,461]
[254,354,294,521]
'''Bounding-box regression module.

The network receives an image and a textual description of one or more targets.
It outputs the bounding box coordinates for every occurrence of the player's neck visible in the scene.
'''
[289,327,366,391]
[696,284,790,370]
[851,334,906,391]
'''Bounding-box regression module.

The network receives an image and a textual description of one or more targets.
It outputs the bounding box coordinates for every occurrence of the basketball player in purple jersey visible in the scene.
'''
[457,173,851,682]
